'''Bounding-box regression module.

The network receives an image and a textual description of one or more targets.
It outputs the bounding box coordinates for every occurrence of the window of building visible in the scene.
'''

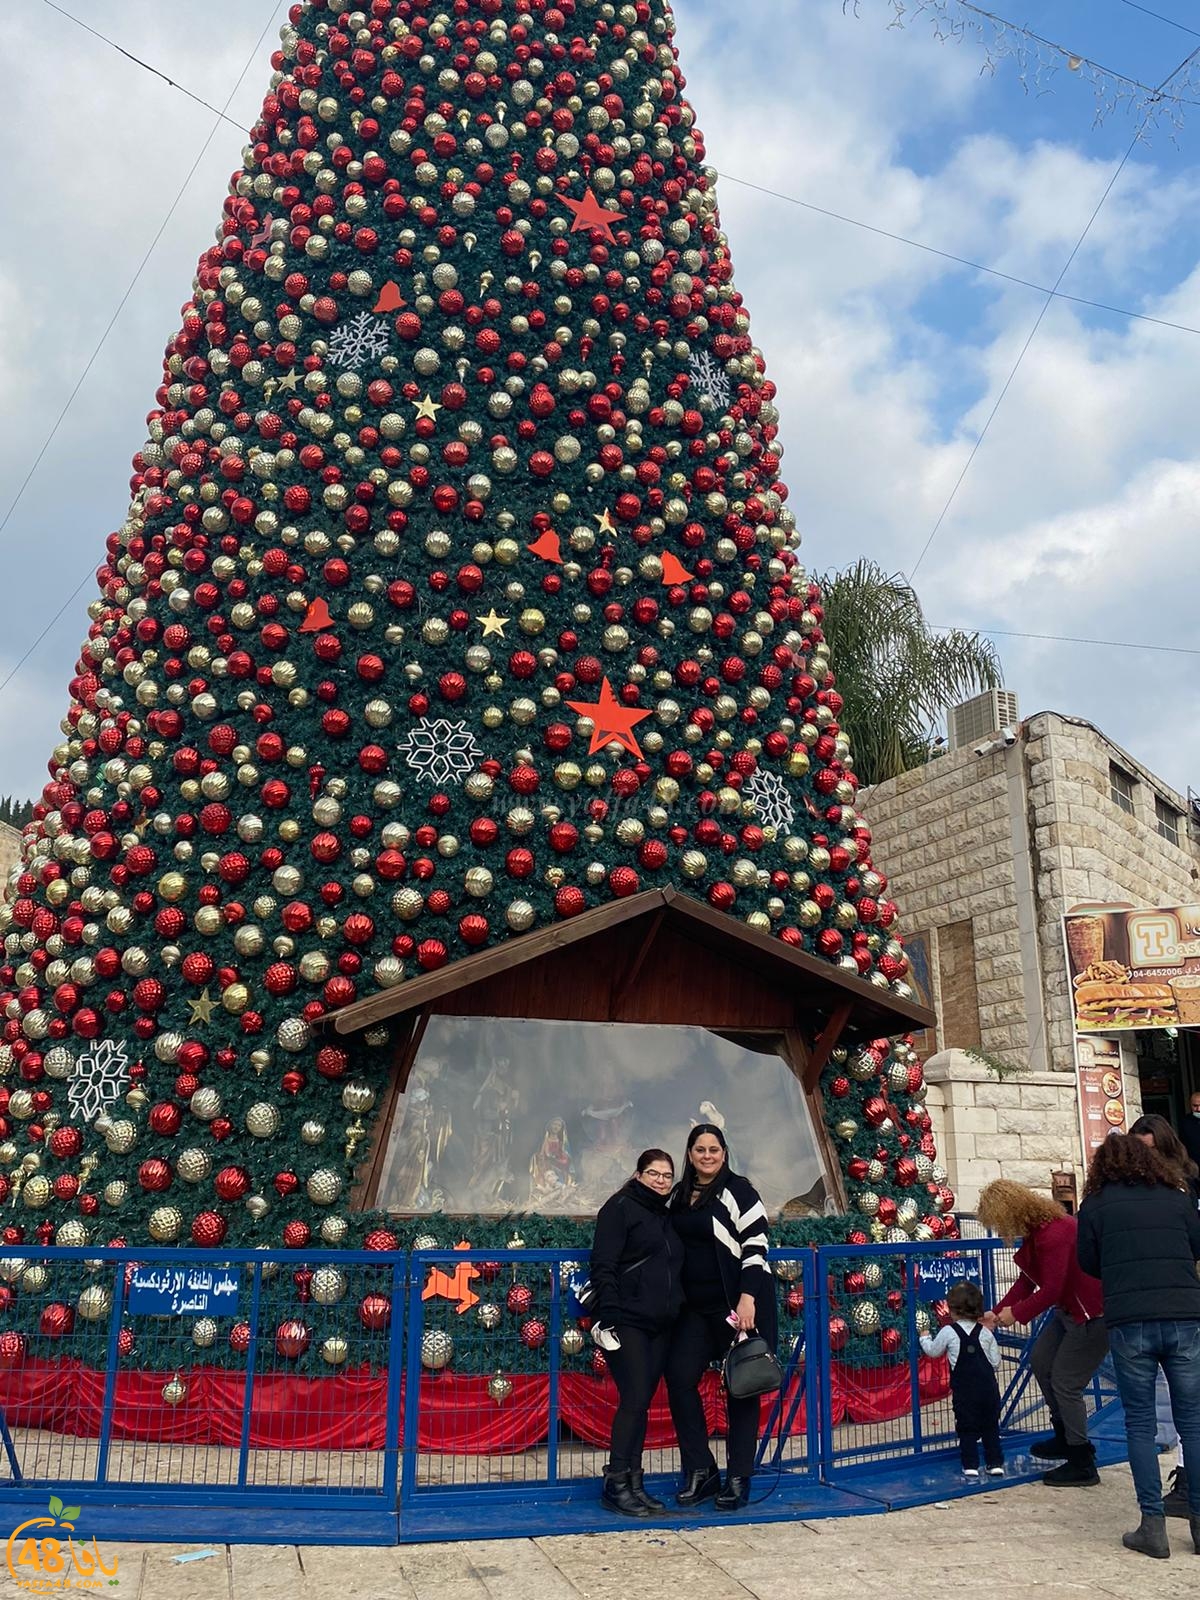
[1155,795,1181,846]
[370,1017,831,1220]
[1109,764,1136,816]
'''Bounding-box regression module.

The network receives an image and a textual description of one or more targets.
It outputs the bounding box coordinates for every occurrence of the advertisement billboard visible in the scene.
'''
[1062,903,1200,1033]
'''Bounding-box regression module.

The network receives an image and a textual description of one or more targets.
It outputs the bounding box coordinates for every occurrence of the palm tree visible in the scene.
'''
[813,559,1001,788]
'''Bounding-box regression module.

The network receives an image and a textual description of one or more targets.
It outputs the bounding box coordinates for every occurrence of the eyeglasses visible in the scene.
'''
[642,1169,674,1182]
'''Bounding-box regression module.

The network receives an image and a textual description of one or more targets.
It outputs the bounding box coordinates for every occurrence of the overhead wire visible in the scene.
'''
[906,42,1200,580]
[1113,1,1200,43]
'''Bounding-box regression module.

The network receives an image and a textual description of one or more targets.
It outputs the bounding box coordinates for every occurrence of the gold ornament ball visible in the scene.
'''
[321,1335,350,1366]
[192,1318,219,1349]
[856,1190,880,1216]
[420,1329,454,1370]
[914,1308,932,1335]
[162,1376,188,1407]
[850,1300,881,1336]
[311,1268,347,1305]
[149,1206,183,1243]
[77,1285,112,1322]
[487,1371,513,1406]
[246,1102,281,1138]
[476,1302,502,1331]
[300,1120,326,1146]
[560,1327,586,1357]
[21,1176,51,1209]
[222,983,250,1015]
[506,900,535,932]
[320,1216,349,1246]
[55,1221,89,1247]
[176,1148,212,1184]
[21,1264,49,1294]
[306,1168,341,1205]
[341,1082,375,1115]
[862,1262,884,1290]
[103,1119,138,1154]
[834,1118,858,1141]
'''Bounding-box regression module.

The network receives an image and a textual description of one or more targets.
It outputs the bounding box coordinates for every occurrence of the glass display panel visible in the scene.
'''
[372,1017,831,1219]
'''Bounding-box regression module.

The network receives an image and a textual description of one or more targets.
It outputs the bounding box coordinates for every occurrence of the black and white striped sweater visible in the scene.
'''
[672,1171,777,1341]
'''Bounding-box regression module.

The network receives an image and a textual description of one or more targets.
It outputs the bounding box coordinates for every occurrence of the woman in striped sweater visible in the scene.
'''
[665,1123,777,1511]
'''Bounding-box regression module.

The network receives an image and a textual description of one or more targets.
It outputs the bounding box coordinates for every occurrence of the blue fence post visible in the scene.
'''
[816,1247,835,1481]
[235,1260,265,1490]
[94,1256,129,1486]
[906,1248,923,1458]
[400,1251,427,1509]
[546,1254,561,1487]
[804,1250,819,1478]
[381,1252,407,1508]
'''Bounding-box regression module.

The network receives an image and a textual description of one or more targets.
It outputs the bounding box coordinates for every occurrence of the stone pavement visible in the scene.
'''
[4,1465,1196,1599]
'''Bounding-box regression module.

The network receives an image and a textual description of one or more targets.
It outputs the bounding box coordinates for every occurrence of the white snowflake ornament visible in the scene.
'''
[688,348,732,410]
[744,768,795,835]
[68,1039,130,1124]
[396,719,483,786]
[326,312,392,371]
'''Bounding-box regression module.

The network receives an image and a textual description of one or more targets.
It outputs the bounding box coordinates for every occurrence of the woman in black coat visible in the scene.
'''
[665,1123,777,1511]
[588,1147,684,1518]
[1077,1134,1200,1559]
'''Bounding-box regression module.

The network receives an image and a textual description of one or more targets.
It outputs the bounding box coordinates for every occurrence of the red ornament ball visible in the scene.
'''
[506,1283,533,1316]
[365,1228,398,1253]
[215,1165,250,1201]
[520,1317,548,1350]
[784,1287,804,1317]
[229,1322,252,1354]
[0,1332,26,1367]
[39,1303,75,1338]
[275,1320,311,1359]
[191,1211,227,1247]
[827,1316,849,1353]
[359,1293,391,1331]
[881,1326,903,1355]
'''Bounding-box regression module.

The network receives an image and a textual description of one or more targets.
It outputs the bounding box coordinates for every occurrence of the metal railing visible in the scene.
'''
[0,1237,1118,1531]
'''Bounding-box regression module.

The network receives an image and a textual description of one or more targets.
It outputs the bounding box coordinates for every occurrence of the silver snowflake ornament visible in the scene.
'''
[688,349,732,410]
[68,1039,130,1124]
[326,311,392,371]
[744,768,795,835]
[397,719,483,786]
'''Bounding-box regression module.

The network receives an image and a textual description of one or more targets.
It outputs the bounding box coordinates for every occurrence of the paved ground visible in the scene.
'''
[4,1464,1195,1598]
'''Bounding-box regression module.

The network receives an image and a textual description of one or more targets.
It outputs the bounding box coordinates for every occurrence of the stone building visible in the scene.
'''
[864,706,1200,1208]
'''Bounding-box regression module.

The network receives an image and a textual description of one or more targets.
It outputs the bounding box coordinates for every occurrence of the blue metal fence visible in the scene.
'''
[0,1238,1123,1544]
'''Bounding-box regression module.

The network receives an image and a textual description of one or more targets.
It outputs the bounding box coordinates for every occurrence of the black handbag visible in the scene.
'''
[722,1331,783,1400]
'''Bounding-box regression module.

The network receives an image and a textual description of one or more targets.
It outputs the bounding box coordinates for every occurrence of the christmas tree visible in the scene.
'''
[0,0,951,1372]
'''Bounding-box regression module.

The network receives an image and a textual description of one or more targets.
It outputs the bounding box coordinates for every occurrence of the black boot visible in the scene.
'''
[1042,1442,1100,1488]
[1122,1512,1170,1559]
[676,1465,720,1507]
[629,1466,665,1512]
[601,1466,652,1518]
[714,1475,750,1510]
[1164,1465,1191,1519]
[1191,1514,1200,1555]
[1029,1422,1069,1461]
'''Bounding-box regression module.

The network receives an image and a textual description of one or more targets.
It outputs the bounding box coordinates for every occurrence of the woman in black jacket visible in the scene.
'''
[665,1123,777,1511]
[1077,1134,1200,1560]
[589,1147,684,1518]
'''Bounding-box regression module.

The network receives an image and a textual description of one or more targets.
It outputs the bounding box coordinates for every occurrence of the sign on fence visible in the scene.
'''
[127,1264,240,1316]
[914,1253,983,1298]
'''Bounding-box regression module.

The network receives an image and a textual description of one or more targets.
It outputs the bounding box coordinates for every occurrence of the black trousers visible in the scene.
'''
[666,1306,759,1480]
[607,1325,671,1473]
[953,1394,1003,1471]
[1029,1310,1109,1447]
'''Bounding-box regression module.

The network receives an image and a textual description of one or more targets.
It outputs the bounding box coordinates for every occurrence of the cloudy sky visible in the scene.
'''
[2,0,1199,804]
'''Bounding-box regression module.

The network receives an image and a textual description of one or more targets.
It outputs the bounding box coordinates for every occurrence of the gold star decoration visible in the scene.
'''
[276,370,300,393]
[413,392,442,421]
[476,609,510,639]
[593,508,618,536]
[187,988,216,1026]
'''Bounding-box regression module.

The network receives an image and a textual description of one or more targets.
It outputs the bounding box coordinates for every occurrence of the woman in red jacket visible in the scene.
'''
[976,1180,1106,1487]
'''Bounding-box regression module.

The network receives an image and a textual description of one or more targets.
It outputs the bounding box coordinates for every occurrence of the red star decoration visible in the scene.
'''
[566,677,653,759]
[559,186,627,242]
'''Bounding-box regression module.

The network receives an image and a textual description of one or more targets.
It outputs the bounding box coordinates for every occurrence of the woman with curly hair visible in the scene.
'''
[975,1179,1106,1487]
[1078,1134,1200,1559]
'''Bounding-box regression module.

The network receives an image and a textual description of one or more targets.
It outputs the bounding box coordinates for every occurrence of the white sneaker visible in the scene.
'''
[963,1468,980,1479]
[986,1466,1005,1477]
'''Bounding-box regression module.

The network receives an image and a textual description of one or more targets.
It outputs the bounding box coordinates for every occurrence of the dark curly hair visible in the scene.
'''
[1083,1132,1179,1197]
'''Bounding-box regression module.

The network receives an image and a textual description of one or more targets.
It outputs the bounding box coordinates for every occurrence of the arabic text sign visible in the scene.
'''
[127,1265,240,1317]
[915,1253,983,1299]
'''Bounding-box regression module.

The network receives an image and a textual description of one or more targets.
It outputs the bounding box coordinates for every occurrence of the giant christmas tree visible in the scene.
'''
[0,0,949,1370]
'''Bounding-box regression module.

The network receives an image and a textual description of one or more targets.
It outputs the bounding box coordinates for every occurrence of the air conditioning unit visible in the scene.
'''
[947,688,1020,752]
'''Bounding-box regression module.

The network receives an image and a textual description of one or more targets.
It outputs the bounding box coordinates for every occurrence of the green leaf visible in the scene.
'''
[48,1495,63,1517]
[62,1505,81,1522]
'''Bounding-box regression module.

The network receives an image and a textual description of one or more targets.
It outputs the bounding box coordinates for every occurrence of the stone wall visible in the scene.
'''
[1024,712,1200,1074]
[862,744,1042,1067]
[924,1049,1081,1208]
